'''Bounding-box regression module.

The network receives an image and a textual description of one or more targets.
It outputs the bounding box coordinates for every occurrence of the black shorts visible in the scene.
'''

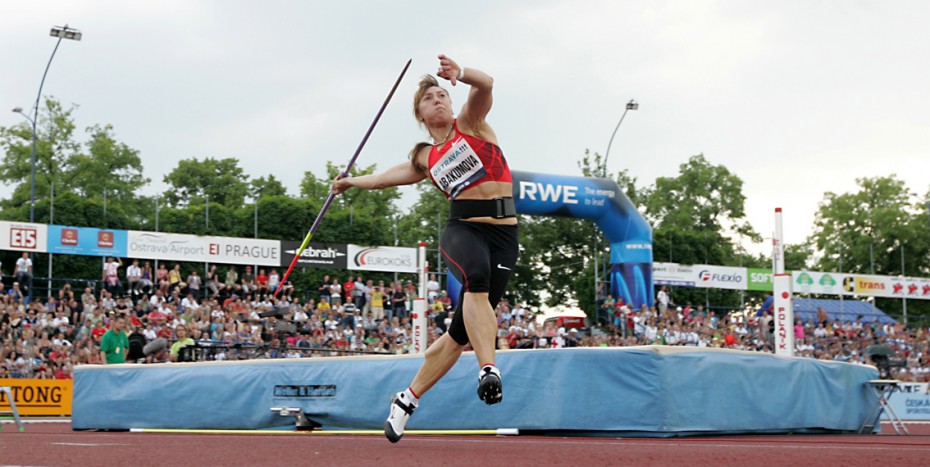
[440,219,518,345]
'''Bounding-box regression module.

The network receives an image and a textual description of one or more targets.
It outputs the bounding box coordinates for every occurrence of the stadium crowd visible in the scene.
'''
[1,260,928,383]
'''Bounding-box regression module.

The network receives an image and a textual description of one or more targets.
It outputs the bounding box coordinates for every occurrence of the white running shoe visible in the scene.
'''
[477,366,503,405]
[384,391,416,443]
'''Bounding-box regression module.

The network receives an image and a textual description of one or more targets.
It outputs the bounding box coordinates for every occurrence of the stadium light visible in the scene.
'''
[603,99,639,176]
[597,99,639,310]
[50,26,83,41]
[26,24,82,224]
[19,24,81,301]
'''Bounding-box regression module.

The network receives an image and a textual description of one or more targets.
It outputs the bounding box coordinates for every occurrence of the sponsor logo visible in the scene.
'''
[496,264,511,270]
[10,227,38,249]
[0,379,72,415]
[414,321,423,352]
[272,385,336,398]
[287,247,344,259]
[518,181,579,205]
[699,270,743,283]
[210,242,278,260]
[843,276,855,293]
[130,233,205,257]
[855,278,886,293]
[655,280,696,287]
[97,231,114,248]
[895,383,926,393]
[61,228,78,246]
[796,272,813,285]
[653,263,693,274]
[0,385,65,407]
[285,246,345,267]
[750,272,773,284]
[354,248,413,267]
[776,305,789,350]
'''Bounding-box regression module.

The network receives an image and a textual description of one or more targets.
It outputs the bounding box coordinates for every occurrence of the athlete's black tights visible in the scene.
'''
[440,219,518,345]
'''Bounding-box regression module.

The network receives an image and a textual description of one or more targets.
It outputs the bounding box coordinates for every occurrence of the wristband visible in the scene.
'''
[458,67,465,81]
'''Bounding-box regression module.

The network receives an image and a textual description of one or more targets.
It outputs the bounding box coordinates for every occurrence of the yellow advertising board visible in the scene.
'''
[0,379,72,416]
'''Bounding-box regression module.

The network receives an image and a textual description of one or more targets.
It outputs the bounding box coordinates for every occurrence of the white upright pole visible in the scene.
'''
[412,242,429,354]
[773,207,794,357]
[418,242,428,299]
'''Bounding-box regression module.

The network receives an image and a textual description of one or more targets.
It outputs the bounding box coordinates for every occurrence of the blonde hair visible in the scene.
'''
[412,74,446,124]
[409,74,449,174]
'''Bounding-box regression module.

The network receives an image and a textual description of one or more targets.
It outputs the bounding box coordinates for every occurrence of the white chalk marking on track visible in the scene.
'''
[51,442,133,447]
[366,437,930,452]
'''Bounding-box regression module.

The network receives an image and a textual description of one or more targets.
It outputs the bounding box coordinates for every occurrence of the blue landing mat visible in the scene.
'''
[73,346,877,435]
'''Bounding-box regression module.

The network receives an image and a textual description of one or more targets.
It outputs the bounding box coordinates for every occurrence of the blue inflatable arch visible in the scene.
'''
[447,170,654,310]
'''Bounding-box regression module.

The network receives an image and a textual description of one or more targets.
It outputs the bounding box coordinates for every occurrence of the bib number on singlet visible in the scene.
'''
[430,137,487,199]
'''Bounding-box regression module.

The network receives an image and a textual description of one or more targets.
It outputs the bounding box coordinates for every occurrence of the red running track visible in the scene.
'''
[2,422,930,466]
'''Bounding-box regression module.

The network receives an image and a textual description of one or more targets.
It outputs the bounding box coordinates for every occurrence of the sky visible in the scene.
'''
[2,0,929,258]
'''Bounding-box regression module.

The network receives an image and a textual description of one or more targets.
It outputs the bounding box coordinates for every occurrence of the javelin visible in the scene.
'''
[275,59,412,297]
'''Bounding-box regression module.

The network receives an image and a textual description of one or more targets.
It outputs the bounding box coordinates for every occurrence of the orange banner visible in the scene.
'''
[0,379,72,416]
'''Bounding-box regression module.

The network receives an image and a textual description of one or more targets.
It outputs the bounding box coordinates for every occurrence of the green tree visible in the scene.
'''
[0,98,81,213]
[162,157,250,209]
[810,175,926,275]
[0,98,150,225]
[250,174,287,198]
[517,215,597,312]
[299,168,331,202]
[71,124,150,222]
[809,176,930,323]
[644,154,756,237]
[249,195,314,240]
[302,162,398,244]
[784,243,813,271]
[644,154,759,310]
[155,201,243,237]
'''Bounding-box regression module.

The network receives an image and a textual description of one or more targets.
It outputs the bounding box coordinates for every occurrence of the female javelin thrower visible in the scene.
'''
[331,54,518,443]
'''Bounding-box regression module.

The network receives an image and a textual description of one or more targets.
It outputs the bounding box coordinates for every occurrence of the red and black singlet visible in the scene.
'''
[427,119,512,200]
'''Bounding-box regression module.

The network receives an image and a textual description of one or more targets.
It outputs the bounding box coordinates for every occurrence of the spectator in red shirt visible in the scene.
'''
[223,295,245,317]
[506,327,520,349]
[55,365,73,380]
[343,276,356,302]
[91,320,108,342]
[255,269,269,296]
[148,309,167,326]
[724,332,736,347]
[335,333,349,351]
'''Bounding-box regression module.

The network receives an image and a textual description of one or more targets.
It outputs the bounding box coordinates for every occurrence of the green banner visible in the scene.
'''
[748,268,774,291]
[747,268,794,292]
